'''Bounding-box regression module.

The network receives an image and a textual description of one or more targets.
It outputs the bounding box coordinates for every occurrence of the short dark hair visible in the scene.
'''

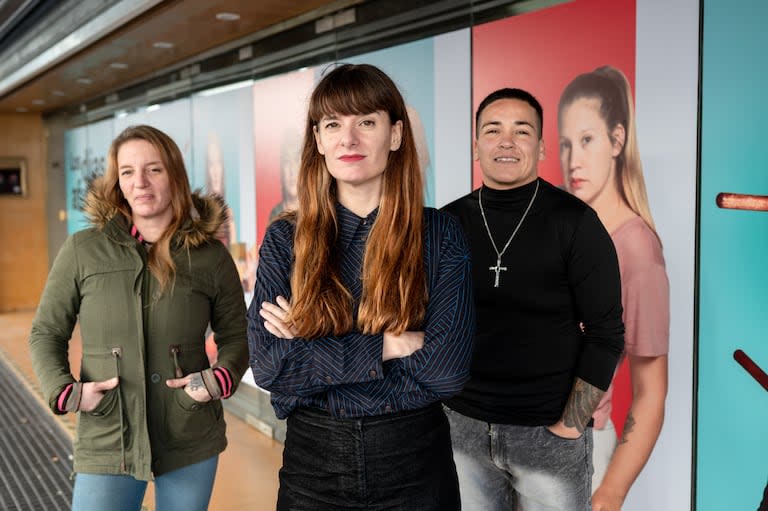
[475,88,544,139]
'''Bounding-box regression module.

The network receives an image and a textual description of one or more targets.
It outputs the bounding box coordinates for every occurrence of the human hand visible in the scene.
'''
[79,377,119,412]
[382,331,424,361]
[546,420,583,439]
[591,485,625,511]
[166,371,213,402]
[260,295,295,339]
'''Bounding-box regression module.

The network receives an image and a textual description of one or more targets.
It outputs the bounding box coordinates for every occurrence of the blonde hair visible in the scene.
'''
[101,124,194,294]
[288,63,426,338]
[558,65,658,238]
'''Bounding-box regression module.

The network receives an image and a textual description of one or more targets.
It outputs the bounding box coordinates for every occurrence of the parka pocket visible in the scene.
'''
[77,389,128,452]
[77,346,129,454]
[88,388,118,417]
[162,389,222,448]
[80,346,122,382]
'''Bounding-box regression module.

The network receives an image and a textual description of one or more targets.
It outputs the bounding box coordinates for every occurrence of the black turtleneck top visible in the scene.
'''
[441,178,624,425]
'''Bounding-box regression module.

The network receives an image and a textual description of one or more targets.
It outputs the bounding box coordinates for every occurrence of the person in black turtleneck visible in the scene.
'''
[441,88,625,511]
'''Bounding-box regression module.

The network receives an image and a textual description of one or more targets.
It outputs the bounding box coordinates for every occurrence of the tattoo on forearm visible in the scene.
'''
[563,378,605,433]
[619,411,636,444]
[187,373,204,392]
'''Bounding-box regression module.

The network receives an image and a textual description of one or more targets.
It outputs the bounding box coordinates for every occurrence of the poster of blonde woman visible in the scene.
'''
[558,65,669,511]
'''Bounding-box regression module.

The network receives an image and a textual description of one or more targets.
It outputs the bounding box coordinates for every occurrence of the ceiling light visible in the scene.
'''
[146,104,161,112]
[216,12,240,21]
[52,90,66,96]
[110,62,128,69]
[16,107,28,113]
[32,99,45,105]
[153,41,174,49]
[77,78,93,85]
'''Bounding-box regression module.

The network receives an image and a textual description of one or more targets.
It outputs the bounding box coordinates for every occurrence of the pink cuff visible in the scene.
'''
[213,368,234,399]
[57,384,74,413]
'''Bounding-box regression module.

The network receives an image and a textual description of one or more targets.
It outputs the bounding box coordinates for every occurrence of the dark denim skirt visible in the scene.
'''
[277,403,460,510]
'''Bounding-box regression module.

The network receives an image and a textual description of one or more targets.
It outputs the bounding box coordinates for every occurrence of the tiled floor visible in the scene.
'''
[0,311,282,511]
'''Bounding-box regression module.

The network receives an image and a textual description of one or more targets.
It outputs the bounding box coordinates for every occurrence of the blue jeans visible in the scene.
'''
[71,455,218,511]
[445,407,592,511]
[278,403,460,510]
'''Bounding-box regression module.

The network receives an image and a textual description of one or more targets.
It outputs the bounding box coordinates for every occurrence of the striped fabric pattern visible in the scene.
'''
[213,367,233,398]
[247,204,475,419]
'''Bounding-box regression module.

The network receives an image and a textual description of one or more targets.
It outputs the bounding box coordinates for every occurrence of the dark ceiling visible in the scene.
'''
[0,0,556,118]
[0,0,357,115]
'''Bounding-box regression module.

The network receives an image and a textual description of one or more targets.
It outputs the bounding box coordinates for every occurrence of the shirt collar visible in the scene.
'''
[336,202,379,248]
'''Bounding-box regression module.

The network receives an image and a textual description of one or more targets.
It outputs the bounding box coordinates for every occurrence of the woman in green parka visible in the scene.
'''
[29,124,249,511]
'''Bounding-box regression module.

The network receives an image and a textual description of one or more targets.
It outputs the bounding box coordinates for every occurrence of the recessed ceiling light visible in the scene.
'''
[52,90,66,96]
[77,78,93,85]
[16,107,28,113]
[216,12,240,21]
[146,104,161,112]
[32,99,45,105]
[110,62,128,69]
[153,41,174,49]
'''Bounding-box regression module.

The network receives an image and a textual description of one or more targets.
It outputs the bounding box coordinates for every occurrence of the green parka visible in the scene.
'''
[29,189,249,481]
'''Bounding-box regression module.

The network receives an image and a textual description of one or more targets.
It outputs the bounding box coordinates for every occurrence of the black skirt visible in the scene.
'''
[277,403,460,511]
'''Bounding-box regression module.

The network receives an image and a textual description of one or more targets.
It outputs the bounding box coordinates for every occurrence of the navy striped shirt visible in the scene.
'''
[247,204,475,419]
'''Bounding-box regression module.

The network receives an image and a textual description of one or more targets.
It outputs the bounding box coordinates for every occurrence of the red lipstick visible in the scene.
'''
[339,154,365,162]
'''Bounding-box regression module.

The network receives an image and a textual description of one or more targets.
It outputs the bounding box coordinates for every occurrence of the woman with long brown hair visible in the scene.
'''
[247,63,474,510]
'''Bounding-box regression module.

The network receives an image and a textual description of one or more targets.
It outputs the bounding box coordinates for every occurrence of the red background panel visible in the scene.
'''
[472,0,636,187]
[472,0,636,435]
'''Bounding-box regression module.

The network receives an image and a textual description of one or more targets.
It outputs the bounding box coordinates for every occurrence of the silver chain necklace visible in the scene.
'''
[478,179,539,287]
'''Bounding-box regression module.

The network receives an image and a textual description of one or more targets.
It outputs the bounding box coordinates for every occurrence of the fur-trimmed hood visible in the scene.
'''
[82,182,230,248]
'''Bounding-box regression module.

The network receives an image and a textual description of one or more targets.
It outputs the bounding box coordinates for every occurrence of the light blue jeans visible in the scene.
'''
[445,407,593,511]
[71,455,218,511]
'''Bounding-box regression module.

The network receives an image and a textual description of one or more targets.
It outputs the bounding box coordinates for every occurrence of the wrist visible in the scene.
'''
[200,368,222,400]
[382,333,401,361]
[595,476,629,500]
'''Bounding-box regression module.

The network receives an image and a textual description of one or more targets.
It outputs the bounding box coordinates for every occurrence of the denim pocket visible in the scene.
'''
[539,424,585,442]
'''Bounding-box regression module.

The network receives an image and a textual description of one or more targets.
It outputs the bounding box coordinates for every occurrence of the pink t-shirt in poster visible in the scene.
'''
[593,216,670,429]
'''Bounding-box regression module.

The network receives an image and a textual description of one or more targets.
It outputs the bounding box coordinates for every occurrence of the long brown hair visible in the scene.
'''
[558,65,658,238]
[289,63,426,338]
[100,124,194,294]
